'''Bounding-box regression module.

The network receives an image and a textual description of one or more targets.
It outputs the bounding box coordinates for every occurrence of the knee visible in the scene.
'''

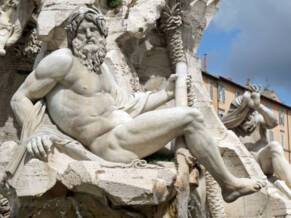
[111,126,128,147]
[177,107,204,124]
[268,141,284,156]
[176,107,205,134]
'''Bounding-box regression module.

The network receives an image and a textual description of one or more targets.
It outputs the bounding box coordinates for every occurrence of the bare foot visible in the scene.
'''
[222,178,266,203]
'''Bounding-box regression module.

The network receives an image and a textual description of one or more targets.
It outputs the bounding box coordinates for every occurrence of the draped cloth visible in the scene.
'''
[117,91,151,118]
[222,94,252,130]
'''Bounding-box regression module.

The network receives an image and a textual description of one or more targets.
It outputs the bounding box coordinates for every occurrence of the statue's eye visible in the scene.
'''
[78,28,86,34]
[90,27,98,32]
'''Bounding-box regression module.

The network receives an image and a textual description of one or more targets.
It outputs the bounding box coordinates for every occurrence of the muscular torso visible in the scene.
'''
[46,57,132,146]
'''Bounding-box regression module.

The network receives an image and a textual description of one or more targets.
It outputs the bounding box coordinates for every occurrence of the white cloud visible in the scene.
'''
[212,0,291,89]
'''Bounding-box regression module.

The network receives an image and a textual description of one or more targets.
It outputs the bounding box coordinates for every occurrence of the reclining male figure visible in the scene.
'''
[11,7,264,203]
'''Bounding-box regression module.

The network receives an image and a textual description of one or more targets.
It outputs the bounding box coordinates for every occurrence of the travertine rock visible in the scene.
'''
[125,0,166,34]
[0,143,175,207]
[188,55,291,217]
[0,1,222,218]
[4,0,290,218]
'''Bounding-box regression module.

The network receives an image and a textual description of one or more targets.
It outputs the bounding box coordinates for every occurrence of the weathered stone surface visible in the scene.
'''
[0,1,220,218]
[38,0,96,38]
[4,0,290,218]
[125,0,166,34]
[0,143,175,206]
[59,161,175,205]
[188,50,291,218]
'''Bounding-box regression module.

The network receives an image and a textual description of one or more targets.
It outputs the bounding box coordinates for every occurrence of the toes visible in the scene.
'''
[256,180,267,189]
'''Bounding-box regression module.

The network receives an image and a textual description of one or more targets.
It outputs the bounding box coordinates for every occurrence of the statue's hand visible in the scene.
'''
[26,135,54,160]
[166,74,178,97]
[244,91,261,110]
[249,92,261,110]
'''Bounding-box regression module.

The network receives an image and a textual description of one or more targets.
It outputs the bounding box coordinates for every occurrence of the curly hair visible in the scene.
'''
[66,7,108,51]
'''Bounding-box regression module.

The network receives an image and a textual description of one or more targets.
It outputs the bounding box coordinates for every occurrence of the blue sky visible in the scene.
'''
[197,0,291,105]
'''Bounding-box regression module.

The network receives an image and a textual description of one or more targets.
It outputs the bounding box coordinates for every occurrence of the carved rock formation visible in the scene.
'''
[2,1,290,218]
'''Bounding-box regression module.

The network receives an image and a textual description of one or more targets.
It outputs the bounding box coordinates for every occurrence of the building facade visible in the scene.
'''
[202,71,291,163]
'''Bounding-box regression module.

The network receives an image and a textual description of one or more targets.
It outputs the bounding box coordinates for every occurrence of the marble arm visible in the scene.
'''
[10,71,57,127]
[11,49,73,127]
[256,104,278,129]
[241,91,278,129]
[142,89,174,112]
[100,60,175,112]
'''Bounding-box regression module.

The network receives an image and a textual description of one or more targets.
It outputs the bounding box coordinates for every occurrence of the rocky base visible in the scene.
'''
[14,193,175,218]
[0,141,180,218]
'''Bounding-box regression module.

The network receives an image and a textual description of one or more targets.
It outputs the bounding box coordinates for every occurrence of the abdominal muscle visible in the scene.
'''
[46,86,133,147]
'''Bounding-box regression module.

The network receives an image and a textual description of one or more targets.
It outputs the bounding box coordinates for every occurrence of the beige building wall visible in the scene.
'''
[202,72,291,163]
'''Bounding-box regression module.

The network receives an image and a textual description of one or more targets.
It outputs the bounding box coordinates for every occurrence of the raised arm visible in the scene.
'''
[11,48,73,127]
[246,91,278,129]
[257,104,278,129]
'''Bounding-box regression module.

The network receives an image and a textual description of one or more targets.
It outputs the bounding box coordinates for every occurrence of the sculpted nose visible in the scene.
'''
[86,28,92,38]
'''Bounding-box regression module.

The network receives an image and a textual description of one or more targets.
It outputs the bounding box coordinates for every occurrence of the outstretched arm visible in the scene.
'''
[141,75,176,112]
[142,89,174,112]
[101,60,176,112]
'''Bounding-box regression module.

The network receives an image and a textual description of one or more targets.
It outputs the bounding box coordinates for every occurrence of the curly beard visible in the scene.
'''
[72,38,106,73]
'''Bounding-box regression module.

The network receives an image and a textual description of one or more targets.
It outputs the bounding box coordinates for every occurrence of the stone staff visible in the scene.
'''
[161,2,196,217]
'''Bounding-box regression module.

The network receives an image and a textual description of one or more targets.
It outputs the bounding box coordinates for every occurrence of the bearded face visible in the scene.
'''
[71,19,107,73]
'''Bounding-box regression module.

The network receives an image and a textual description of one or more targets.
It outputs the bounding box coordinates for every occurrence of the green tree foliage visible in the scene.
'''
[107,0,122,8]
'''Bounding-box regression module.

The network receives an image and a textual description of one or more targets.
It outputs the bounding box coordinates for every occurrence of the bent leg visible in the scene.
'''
[182,113,264,202]
[92,107,264,202]
[257,141,291,188]
[93,107,195,159]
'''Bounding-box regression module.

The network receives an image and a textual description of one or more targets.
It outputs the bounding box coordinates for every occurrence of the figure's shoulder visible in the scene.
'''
[36,48,74,79]
[48,48,73,59]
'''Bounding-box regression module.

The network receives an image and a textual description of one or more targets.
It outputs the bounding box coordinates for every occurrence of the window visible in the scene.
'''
[208,80,214,100]
[266,104,273,111]
[279,109,285,126]
[218,108,225,120]
[235,90,241,97]
[281,133,285,147]
[268,130,274,141]
[218,83,225,103]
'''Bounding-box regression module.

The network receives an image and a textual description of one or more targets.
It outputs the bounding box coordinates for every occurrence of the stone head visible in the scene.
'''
[66,7,108,72]
[240,110,258,134]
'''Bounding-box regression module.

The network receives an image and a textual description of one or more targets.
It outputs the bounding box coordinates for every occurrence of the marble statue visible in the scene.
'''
[223,86,291,192]
[0,0,35,56]
[9,7,265,204]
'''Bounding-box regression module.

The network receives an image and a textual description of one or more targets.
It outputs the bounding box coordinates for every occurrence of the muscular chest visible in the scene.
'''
[62,63,106,96]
